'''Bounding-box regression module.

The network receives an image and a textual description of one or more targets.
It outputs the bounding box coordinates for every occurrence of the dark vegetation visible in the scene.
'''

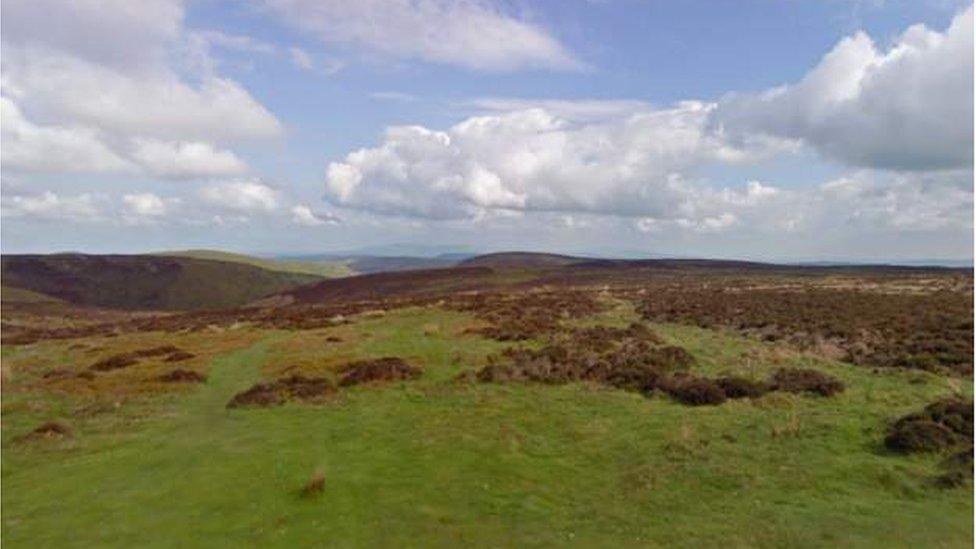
[90,346,192,372]
[3,254,970,381]
[473,318,839,407]
[884,398,974,487]
[1,254,320,311]
[715,376,770,399]
[228,357,422,407]
[156,370,207,383]
[451,290,607,341]
[227,375,335,408]
[338,357,422,387]
[769,368,845,397]
[636,287,973,374]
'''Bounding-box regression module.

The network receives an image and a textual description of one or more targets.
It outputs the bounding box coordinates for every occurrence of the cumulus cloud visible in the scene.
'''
[291,204,340,226]
[263,0,584,72]
[714,6,973,171]
[324,103,783,221]
[121,192,180,224]
[130,139,249,179]
[1,97,132,173]
[1,190,105,222]
[200,180,279,212]
[0,0,281,179]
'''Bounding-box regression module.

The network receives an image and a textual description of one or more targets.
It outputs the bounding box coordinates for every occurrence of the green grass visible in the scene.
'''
[2,307,972,547]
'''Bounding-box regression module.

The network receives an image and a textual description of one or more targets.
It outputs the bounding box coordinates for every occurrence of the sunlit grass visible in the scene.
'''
[2,306,972,547]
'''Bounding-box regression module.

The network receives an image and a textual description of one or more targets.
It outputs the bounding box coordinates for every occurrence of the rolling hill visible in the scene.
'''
[1,254,323,311]
[458,251,589,268]
[161,249,355,278]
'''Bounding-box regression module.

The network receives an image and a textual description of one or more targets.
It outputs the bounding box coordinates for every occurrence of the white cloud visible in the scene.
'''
[121,192,179,224]
[3,47,282,142]
[200,180,279,212]
[289,47,314,70]
[817,170,972,231]
[715,6,973,170]
[291,204,340,226]
[0,0,183,70]
[263,0,584,72]
[0,0,281,179]
[324,103,780,221]
[1,190,104,222]
[1,97,132,173]
[130,139,249,179]
[123,193,169,217]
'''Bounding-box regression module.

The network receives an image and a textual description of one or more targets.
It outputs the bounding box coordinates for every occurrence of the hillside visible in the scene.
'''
[161,249,354,278]
[1,254,322,311]
[459,251,590,268]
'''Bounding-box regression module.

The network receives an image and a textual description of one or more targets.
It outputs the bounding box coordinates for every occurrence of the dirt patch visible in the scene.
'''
[156,369,207,383]
[227,375,335,408]
[769,368,844,397]
[339,357,422,387]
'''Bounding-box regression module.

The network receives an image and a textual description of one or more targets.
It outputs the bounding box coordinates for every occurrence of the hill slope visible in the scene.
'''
[1,254,322,311]
[162,249,354,278]
[459,252,589,268]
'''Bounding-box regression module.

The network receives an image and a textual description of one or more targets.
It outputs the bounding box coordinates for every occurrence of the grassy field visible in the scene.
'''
[1,305,972,547]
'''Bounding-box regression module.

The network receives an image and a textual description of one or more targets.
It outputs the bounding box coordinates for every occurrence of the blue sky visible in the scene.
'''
[1,0,972,261]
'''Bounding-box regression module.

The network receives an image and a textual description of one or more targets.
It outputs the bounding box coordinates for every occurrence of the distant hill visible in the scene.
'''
[162,249,354,278]
[275,266,496,305]
[1,254,323,311]
[273,253,464,274]
[459,252,590,268]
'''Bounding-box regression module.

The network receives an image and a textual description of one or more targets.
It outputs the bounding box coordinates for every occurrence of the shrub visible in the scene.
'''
[716,376,769,399]
[156,369,206,383]
[338,357,422,387]
[663,376,727,406]
[769,368,844,397]
[885,420,957,453]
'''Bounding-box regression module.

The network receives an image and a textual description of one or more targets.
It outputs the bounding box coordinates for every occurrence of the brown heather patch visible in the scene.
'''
[636,286,973,375]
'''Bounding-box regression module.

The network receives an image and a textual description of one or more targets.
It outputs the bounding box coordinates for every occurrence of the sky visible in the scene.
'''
[1,0,973,262]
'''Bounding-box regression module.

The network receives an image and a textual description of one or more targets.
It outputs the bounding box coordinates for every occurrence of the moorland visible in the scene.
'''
[1,251,973,547]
